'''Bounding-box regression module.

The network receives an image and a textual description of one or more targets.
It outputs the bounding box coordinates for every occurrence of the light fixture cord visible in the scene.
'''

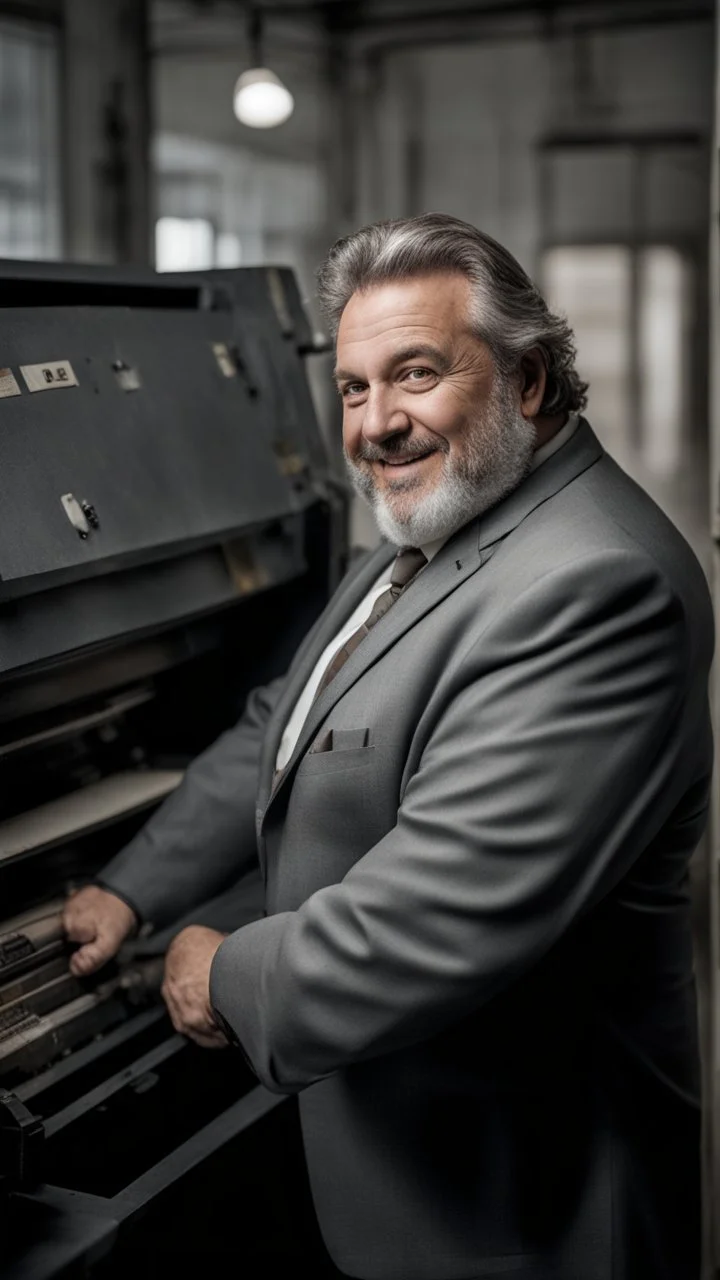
[249,5,264,67]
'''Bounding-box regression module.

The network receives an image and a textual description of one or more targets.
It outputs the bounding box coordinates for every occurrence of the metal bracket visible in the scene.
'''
[0,1088,44,1190]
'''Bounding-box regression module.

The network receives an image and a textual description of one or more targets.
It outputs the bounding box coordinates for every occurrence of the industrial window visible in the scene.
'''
[543,245,633,467]
[155,216,215,272]
[638,246,690,477]
[155,218,243,272]
[543,244,691,475]
[542,243,702,563]
[0,19,61,259]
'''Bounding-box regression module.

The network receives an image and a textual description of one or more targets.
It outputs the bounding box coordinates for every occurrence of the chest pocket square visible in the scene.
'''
[308,727,370,754]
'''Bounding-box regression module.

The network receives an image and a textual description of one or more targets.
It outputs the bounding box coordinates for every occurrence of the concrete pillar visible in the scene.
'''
[61,0,151,263]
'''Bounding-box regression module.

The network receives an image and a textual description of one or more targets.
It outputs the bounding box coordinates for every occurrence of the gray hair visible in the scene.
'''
[316,213,588,415]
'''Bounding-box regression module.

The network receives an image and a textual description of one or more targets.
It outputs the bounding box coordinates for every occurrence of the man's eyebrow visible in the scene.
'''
[333,344,450,384]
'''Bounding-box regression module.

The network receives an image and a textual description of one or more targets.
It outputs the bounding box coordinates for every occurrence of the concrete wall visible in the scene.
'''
[344,18,713,549]
[63,0,151,263]
[153,13,332,284]
[0,16,61,259]
[153,12,713,550]
[153,13,339,460]
[356,21,711,271]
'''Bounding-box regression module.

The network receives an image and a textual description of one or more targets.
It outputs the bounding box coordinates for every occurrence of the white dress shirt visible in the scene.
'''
[274,413,580,771]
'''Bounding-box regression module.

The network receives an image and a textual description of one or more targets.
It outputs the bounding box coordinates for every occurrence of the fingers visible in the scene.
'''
[185,1028,228,1050]
[62,886,137,976]
[66,911,120,976]
[161,978,226,1049]
[166,1008,226,1048]
[69,939,114,977]
[61,893,91,940]
[160,926,227,1049]
[178,1018,225,1049]
[62,903,96,944]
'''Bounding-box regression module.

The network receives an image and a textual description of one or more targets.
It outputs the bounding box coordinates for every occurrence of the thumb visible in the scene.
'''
[64,914,96,944]
[69,939,110,976]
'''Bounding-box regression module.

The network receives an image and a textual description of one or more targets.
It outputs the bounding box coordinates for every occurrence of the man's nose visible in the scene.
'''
[361,387,410,444]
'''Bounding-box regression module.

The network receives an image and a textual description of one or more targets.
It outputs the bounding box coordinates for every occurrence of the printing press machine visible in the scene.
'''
[0,261,348,1277]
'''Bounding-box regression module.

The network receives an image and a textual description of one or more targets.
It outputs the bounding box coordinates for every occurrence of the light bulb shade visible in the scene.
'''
[233,68,294,128]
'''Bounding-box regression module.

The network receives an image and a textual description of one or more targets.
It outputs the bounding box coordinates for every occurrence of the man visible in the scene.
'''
[63,214,714,1280]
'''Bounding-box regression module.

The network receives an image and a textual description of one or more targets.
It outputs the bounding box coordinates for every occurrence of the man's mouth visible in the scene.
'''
[379,451,435,470]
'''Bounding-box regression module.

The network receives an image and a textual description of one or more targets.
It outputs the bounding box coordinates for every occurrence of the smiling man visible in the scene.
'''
[64,214,714,1280]
[336,272,558,548]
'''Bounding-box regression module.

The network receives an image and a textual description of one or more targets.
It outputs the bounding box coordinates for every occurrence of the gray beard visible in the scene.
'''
[345,377,537,548]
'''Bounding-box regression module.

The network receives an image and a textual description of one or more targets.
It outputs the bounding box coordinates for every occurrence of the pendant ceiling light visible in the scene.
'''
[233,6,294,129]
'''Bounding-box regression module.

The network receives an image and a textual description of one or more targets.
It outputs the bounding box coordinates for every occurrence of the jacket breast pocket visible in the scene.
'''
[269,742,390,912]
[299,744,376,775]
[306,726,371,757]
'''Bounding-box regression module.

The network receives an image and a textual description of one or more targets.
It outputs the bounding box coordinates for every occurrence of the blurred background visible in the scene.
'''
[0,0,713,559]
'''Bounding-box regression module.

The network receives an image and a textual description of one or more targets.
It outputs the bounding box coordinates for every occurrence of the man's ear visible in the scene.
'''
[518,349,547,420]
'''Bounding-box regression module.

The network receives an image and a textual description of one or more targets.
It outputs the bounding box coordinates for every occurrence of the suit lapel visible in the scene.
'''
[262,418,603,819]
[257,539,397,810]
[475,416,602,552]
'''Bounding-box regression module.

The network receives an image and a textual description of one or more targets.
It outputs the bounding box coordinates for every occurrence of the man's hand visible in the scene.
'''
[63,885,138,976]
[161,925,228,1048]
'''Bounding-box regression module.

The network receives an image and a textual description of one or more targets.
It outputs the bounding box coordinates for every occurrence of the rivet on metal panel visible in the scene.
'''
[80,501,100,530]
[112,360,141,392]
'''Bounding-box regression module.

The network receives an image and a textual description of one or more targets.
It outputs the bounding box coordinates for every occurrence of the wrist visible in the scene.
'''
[94,880,141,935]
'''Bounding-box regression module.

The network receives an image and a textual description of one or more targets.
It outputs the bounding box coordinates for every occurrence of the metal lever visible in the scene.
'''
[0,1089,44,1190]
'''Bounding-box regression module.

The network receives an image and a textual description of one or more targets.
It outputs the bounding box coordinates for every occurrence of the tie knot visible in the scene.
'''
[390,546,428,589]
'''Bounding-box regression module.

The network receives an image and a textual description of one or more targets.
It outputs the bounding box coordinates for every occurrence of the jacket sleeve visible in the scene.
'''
[209,549,713,1093]
[99,676,285,931]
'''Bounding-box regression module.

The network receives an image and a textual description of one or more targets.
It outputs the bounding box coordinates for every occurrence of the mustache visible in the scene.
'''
[353,437,448,464]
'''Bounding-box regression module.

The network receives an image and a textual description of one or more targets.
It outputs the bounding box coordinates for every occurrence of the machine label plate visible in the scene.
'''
[0,369,21,398]
[20,361,78,393]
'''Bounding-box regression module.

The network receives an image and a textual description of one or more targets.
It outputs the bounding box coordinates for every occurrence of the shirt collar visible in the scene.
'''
[529,411,580,472]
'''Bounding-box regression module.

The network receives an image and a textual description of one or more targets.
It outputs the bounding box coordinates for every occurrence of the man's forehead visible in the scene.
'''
[335,273,473,367]
[338,272,471,335]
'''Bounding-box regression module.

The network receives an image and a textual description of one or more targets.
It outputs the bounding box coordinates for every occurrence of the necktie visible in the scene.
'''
[312,545,428,701]
[270,546,427,793]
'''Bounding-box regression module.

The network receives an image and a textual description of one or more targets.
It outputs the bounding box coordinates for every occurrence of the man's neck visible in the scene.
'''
[533,411,568,451]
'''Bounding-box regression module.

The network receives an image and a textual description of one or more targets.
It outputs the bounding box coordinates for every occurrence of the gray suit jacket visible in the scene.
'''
[103,420,714,1280]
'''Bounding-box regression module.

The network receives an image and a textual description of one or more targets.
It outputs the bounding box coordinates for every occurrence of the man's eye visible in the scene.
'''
[342,383,365,398]
[404,367,434,383]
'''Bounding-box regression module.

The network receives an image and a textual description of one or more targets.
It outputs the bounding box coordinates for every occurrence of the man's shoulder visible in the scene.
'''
[531,447,706,591]
[484,449,712,648]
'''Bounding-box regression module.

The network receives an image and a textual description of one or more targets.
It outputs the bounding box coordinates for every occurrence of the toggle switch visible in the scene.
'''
[61,494,100,539]
[61,494,91,539]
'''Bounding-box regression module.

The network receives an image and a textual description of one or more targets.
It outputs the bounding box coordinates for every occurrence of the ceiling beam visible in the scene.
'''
[233,0,713,27]
[0,0,62,23]
[154,0,713,59]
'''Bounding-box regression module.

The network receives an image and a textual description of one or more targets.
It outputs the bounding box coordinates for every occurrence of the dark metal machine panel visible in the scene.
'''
[0,262,343,1280]
[186,265,331,475]
[0,285,302,597]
